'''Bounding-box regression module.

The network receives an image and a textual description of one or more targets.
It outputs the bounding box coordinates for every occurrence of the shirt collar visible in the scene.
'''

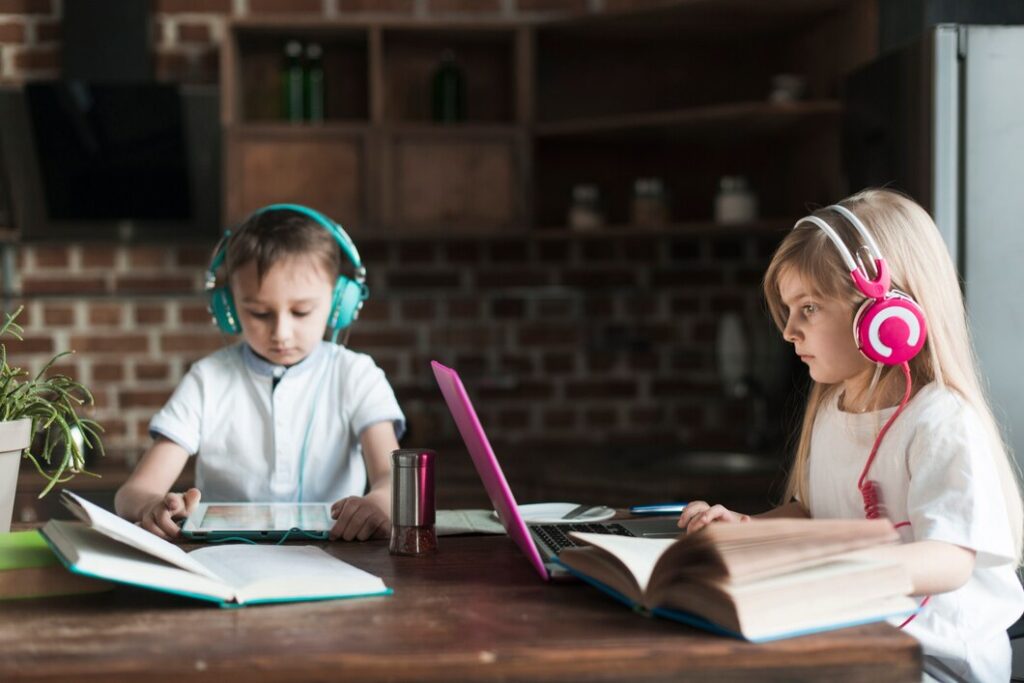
[241,341,329,380]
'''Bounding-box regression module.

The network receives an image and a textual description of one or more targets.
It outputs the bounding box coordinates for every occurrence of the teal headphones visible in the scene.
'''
[205,203,368,342]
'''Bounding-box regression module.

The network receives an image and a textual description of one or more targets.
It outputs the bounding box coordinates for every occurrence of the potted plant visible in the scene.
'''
[1,307,103,532]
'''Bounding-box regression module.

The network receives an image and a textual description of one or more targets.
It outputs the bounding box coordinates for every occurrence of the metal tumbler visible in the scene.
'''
[389,448,437,556]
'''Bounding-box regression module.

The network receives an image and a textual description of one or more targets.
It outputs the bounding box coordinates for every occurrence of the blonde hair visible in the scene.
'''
[763,188,1023,561]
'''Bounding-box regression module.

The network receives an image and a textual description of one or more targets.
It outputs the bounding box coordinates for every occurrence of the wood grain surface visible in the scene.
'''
[0,534,920,682]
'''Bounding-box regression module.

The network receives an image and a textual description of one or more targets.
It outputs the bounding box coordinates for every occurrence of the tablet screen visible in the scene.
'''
[195,503,333,531]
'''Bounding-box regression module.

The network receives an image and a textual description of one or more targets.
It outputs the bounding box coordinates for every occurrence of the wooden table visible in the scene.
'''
[0,534,921,682]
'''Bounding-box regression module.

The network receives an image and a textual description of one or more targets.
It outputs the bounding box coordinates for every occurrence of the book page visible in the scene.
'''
[61,490,221,581]
[650,557,912,641]
[569,533,676,593]
[190,544,388,604]
[436,509,506,536]
[43,520,233,603]
[665,518,899,582]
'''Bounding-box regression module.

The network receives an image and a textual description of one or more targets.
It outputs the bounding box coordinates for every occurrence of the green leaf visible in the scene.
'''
[2,307,104,497]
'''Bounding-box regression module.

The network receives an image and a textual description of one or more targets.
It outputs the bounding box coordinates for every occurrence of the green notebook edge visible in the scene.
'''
[0,529,60,571]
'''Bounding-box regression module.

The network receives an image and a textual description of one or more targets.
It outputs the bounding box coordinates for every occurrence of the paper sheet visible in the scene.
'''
[436,509,507,536]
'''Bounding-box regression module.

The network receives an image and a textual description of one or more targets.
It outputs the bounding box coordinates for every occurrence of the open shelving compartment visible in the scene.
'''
[530,0,876,232]
[222,21,373,230]
[222,18,532,237]
[374,23,530,235]
[378,26,521,124]
[224,21,371,125]
[220,0,877,238]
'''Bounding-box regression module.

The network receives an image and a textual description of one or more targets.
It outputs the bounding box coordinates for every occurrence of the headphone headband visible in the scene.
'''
[205,204,368,339]
[795,205,890,299]
[259,203,363,273]
[793,201,926,365]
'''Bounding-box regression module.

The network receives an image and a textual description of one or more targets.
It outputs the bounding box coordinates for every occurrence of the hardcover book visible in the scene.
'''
[556,517,917,642]
[40,491,391,607]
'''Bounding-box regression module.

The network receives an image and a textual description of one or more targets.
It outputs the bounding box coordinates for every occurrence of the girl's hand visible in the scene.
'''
[330,496,391,541]
[139,488,201,540]
[677,500,750,534]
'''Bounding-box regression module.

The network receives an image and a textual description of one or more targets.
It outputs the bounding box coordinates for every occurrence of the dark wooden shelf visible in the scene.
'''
[381,122,523,136]
[533,219,793,238]
[534,100,841,140]
[229,122,371,136]
[229,17,523,31]
[538,0,855,38]
[229,123,526,137]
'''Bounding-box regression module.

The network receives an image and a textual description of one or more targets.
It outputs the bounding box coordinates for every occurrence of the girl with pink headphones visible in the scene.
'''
[678,189,1022,682]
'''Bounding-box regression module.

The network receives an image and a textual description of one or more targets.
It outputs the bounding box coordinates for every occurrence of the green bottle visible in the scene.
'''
[281,39,304,122]
[431,49,465,123]
[304,42,324,122]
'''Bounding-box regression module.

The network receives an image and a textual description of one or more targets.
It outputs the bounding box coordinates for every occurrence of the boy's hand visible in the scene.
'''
[677,500,750,534]
[139,488,201,540]
[330,496,390,541]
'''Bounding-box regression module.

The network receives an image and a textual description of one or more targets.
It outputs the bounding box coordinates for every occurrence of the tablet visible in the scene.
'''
[180,502,334,541]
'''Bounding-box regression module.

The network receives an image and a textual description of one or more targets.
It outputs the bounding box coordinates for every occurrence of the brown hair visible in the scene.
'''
[224,208,342,284]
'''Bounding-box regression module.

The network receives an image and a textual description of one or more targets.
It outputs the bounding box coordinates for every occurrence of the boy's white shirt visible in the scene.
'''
[150,341,405,504]
[807,381,1023,683]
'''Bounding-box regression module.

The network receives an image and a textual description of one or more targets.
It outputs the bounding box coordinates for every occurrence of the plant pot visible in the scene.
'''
[0,418,32,533]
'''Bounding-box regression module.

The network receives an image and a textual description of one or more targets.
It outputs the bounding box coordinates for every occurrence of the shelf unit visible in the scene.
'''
[531,0,875,229]
[533,101,842,140]
[221,1,876,236]
[222,18,531,237]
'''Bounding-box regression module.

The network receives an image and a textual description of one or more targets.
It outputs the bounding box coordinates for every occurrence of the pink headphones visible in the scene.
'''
[796,204,927,365]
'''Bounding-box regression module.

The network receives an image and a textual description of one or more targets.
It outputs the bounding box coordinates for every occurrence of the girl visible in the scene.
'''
[116,205,405,543]
[678,189,1023,682]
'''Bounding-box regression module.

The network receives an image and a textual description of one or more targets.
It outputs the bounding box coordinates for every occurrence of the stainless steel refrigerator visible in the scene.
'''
[844,24,1024,469]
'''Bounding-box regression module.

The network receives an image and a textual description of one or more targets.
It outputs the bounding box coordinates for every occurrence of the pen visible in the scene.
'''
[628,502,688,516]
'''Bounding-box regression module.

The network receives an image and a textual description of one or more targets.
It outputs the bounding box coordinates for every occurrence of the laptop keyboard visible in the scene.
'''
[532,523,634,553]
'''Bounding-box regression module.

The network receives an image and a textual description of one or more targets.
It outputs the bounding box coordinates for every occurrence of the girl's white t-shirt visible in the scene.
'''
[150,341,405,504]
[806,382,1023,683]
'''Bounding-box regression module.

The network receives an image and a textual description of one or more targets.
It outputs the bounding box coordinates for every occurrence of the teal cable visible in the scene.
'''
[296,345,335,503]
[205,527,328,545]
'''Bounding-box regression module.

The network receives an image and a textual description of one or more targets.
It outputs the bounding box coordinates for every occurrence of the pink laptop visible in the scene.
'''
[431,360,680,581]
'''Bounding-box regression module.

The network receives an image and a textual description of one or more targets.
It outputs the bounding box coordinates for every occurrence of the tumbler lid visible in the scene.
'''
[392,448,435,468]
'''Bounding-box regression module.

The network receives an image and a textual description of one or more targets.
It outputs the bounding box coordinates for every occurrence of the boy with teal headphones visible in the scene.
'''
[115,205,405,542]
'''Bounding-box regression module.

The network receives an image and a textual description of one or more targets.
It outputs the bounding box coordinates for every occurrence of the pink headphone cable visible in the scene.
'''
[857,362,913,520]
[855,361,929,628]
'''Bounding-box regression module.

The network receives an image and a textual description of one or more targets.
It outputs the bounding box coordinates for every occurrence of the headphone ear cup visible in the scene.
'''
[854,293,927,365]
[208,286,241,335]
[328,276,365,335]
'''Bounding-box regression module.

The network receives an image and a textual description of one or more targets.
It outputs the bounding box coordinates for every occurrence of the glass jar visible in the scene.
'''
[567,184,605,231]
[630,177,669,228]
[714,176,758,225]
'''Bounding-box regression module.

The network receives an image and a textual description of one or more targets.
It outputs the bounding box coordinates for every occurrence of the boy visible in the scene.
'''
[115,205,404,542]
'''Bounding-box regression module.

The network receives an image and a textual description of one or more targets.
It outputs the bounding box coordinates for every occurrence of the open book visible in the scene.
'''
[556,517,917,642]
[39,491,391,607]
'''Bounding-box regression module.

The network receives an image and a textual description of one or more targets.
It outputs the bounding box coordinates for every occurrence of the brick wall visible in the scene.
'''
[0,0,796,476]
[1,230,792,467]
[0,0,679,84]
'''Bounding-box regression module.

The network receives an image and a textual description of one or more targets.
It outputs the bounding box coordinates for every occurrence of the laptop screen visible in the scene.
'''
[431,361,551,580]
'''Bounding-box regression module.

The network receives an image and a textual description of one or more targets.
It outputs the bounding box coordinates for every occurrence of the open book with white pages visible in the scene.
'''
[556,517,918,642]
[39,491,391,607]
